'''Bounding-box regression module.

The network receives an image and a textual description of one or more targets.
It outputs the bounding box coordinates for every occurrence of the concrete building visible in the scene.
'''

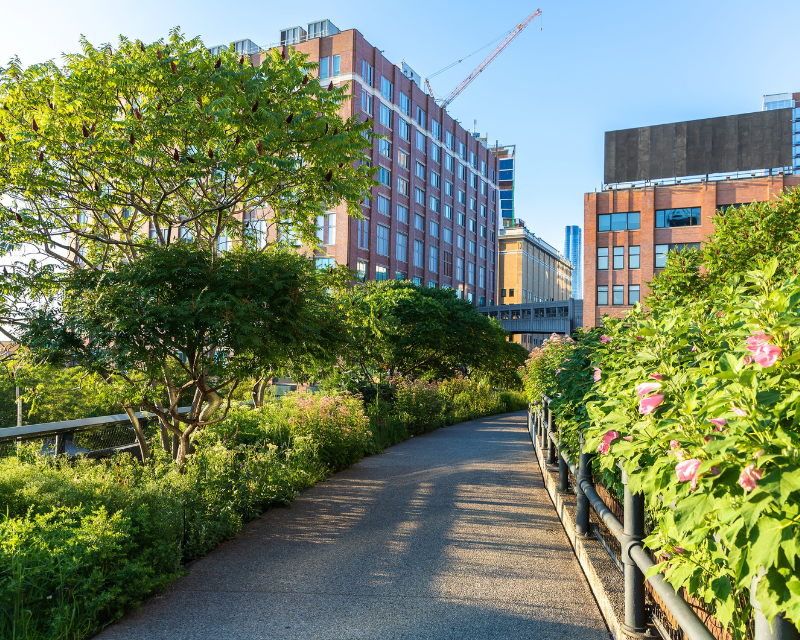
[563,225,582,299]
[240,20,501,306]
[498,221,573,306]
[585,92,800,327]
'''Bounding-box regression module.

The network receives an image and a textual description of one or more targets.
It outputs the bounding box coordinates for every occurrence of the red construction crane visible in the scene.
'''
[426,9,541,110]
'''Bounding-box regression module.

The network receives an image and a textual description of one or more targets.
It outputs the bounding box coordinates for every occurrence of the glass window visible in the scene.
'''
[655,244,669,269]
[456,256,464,281]
[376,194,390,216]
[629,245,640,269]
[380,76,393,101]
[597,286,609,306]
[612,285,624,305]
[398,118,410,141]
[431,143,441,164]
[656,207,701,228]
[356,259,368,282]
[415,187,425,206]
[413,276,422,286]
[597,247,608,270]
[459,141,466,159]
[414,239,424,268]
[628,212,640,229]
[430,221,439,238]
[396,232,407,262]
[629,285,640,305]
[443,227,452,244]
[416,106,425,128]
[429,245,438,273]
[399,92,410,116]
[429,196,440,213]
[499,169,513,181]
[457,212,466,227]
[332,55,340,76]
[458,164,466,181]
[396,271,406,280]
[319,57,330,80]
[415,213,424,231]
[416,130,426,153]
[598,212,640,232]
[361,61,373,85]
[598,214,611,232]
[457,234,464,249]
[458,189,466,204]
[613,246,624,270]
[468,261,475,285]
[444,204,453,220]
[376,265,388,281]
[379,139,391,158]
[327,213,336,245]
[499,159,513,170]
[415,161,426,179]
[357,218,369,249]
[468,219,476,233]
[479,266,485,289]
[445,154,454,172]
[377,166,391,187]
[431,120,440,140]
[397,204,408,223]
[611,213,627,231]
[377,224,389,256]
[445,131,454,150]
[397,149,409,170]
[379,103,392,129]
[361,91,372,115]
[469,240,476,255]
[445,181,453,197]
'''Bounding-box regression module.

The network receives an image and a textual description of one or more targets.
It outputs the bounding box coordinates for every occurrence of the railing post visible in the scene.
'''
[575,431,593,538]
[621,467,648,637]
[54,431,67,456]
[546,412,557,466]
[752,574,800,640]
[557,440,569,493]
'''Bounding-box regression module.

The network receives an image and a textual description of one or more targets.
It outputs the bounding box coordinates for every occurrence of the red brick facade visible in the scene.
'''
[584,175,800,327]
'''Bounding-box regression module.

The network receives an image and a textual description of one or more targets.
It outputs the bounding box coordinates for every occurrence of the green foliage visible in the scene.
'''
[523,188,800,636]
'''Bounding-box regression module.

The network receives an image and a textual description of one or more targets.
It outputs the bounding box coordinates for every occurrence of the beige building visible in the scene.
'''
[498,222,573,304]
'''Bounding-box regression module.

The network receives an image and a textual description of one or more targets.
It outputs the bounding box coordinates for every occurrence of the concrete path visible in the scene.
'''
[98,411,608,640]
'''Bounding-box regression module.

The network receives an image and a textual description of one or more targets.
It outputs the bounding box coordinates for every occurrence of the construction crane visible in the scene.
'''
[425,8,541,110]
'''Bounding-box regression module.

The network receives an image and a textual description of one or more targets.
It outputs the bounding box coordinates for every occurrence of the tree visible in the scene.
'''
[21,244,343,465]
[0,29,374,333]
[332,280,517,389]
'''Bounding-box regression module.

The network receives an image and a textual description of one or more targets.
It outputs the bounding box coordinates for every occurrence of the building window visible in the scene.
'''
[397,177,409,196]
[445,154,454,172]
[468,219,476,233]
[380,76,393,101]
[431,119,440,140]
[598,212,640,232]
[612,285,624,306]
[489,270,494,292]
[444,204,453,220]
[357,218,369,250]
[397,204,409,224]
[398,119,410,141]
[357,259,368,282]
[456,234,465,249]
[429,245,439,273]
[414,239,424,268]
[377,195,391,216]
[397,232,408,262]
[315,214,325,242]
[398,91,410,115]
[470,150,477,168]
[377,224,390,256]
[333,55,340,76]
[597,285,609,306]
[416,130,426,153]
[397,149,410,170]
[479,266,485,289]
[656,207,701,228]
[443,250,453,276]
[468,261,475,285]
[416,106,426,128]
[480,203,486,218]
[468,239,476,255]
[445,131,454,150]
[629,285,640,305]
[655,243,701,268]
[415,161,426,180]
[361,61,374,86]
[327,213,336,245]
[479,244,486,259]
[469,197,477,212]
[379,103,392,129]
[597,247,608,270]
[413,276,422,285]
[613,246,624,270]
[431,143,441,164]
[415,187,425,206]
[319,56,330,80]
[480,160,487,177]
[377,166,391,187]
[501,289,506,297]
[379,139,392,158]
[396,271,406,280]
[444,181,453,197]
[508,288,514,297]
[456,256,464,282]
[458,163,466,181]
[429,280,438,288]
[457,212,466,227]
[431,171,440,188]
[458,141,466,159]
[443,227,452,244]
[415,213,424,231]
[376,265,388,281]
[469,172,476,189]
[629,245,640,269]
[430,196,440,213]
[430,220,439,238]
[458,189,466,205]
[361,91,373,115]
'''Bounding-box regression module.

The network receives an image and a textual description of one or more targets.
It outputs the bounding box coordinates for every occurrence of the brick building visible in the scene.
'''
[585,93,800,327]
[244,20,501,305]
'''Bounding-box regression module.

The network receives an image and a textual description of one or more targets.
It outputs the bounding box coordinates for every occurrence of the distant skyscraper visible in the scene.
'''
[563,226,582,299]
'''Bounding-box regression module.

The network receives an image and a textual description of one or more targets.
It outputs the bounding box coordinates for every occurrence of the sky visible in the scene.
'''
[1,0,798,252]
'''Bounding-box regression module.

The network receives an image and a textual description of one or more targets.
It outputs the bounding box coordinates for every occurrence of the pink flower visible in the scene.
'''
[753,450,764,459]
[704,436,712,443]
[738,464,762,492]
[636,336,644,341]
[674,546,686,553]
[636,382,662,398]
[639,394,664,415]
[752,343,781,368]
[593,367,602,382]
[601,335,612,344]
[670,440,680,450]
[709,418,726,430]
[743,356,754,366]
[691,345,698,353]
[650,373,664,380]
[716,311,724,317]
[746,331,771,351]
[623,436,632,441]
[598,430,619,455]
[676,459,702,490]
[731,406,747,417]
[555,368,562,375]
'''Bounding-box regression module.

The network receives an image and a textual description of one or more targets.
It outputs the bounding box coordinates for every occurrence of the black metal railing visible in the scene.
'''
[529,397,799,640]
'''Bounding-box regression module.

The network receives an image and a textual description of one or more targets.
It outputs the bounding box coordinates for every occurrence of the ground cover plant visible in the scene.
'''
[521,189,800,637]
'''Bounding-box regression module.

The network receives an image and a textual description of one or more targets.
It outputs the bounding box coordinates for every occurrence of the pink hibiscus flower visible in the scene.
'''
[636,382,662,398]
[593,367,602,382]
[650,373,664,380]
[730,406,747,417]
[600,335,612,344]
[639,394,664,415]
[598,430,619,455]
[676,459,702,490]
[738,464,762,492]
[745,332,782,368]
[709,418,726,430]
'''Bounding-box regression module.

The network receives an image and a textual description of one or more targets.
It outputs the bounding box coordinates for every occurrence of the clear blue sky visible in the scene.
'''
[2,0,798,251]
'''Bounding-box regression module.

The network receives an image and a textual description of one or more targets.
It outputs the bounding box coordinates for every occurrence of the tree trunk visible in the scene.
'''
[124,407,149,461]
[199,390,223,423]
[252,377,267,408]
[176,431,191,470]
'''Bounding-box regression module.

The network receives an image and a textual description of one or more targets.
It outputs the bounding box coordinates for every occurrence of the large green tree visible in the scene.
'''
[22,244,343,465]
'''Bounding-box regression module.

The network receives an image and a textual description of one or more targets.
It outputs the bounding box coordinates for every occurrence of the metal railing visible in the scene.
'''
[0,408,191,460]
[529,397,799,640]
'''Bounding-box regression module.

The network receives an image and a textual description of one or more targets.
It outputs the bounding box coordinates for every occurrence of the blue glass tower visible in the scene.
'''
[563,226,582,299]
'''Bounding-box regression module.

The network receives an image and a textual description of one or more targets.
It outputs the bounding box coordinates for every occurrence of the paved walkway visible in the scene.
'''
[99,411,608,640]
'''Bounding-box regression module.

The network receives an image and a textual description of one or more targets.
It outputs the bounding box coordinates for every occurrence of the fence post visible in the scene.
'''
[752,575,800,640]
[575,432,593,538]
[557,440,569,493]
[546,408,557,466]
[54,431,67,456]
[621,467,648,637]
